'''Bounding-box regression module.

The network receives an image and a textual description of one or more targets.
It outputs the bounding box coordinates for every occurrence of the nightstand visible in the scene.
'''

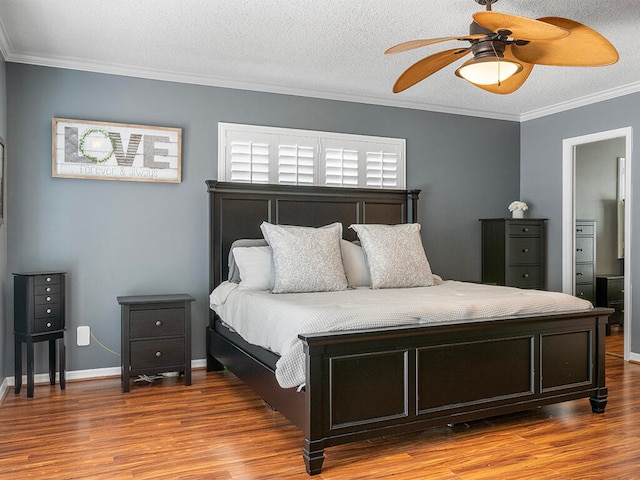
[13,272,66,398]
[596,275,624,333]
[117,294,195,393]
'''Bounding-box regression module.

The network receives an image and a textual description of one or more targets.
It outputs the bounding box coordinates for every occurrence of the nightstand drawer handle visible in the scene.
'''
[155,351,162,358]
[46,296,51,302]
[522,248,529,253]
[579,292,585,297]
[46,277,52,282]
[46,322,52,328]
[576,272,584,276]
[522,228,529,232]
[576,248,583,252]
[46,308,52,314]
[155,320,162,327]
[522,273,529,278]
[576,228,583,233]
[46,287,51,292]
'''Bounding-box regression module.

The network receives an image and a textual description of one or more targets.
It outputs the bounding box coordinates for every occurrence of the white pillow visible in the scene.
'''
[233,246,273,290]
[340,240,370,287]
[260,222,348,294]
[228,239,269,283]
[350,223,434,289]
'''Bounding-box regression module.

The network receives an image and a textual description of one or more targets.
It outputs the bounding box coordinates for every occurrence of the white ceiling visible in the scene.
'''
[1,0,638,121]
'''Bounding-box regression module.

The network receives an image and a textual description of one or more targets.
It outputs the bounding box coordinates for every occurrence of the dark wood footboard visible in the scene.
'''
[208,307,611,475]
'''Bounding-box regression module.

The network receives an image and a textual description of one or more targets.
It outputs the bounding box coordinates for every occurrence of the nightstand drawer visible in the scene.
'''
[34,316,63,333]
[507,266,541,288]
[575,263,594,283]
[130,308,185,338]
[508,223,542,236]
[34,303,60,318]
[575,237,594,263]
[607,278,624,302]
[575,223,595,236]
[130,339,185,370]
[508,238,541,265]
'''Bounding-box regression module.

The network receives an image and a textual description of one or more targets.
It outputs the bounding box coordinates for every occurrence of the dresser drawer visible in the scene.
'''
[508,238,541,265]
[575,237,594,263]
[575,263,594,284]
[508,223,542,237]
[575,283,594,303]
[33,316,64,333]
[130,338,185,370]
[507,266,541,288]
[35,293,60,305]
[33,274,62,286]
[34,303,60,318]
[575,223,595,236]
[130,308,185,338]
[35,284,61,295]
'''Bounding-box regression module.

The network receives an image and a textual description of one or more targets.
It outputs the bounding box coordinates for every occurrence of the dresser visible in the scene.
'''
[480,218,547,289]
[596,275,624,332]
[118,294,195,393]
[13,272,66,398]
[575,220,596,303]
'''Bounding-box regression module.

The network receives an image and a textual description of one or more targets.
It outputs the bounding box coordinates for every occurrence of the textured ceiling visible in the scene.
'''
[0,0,638,121]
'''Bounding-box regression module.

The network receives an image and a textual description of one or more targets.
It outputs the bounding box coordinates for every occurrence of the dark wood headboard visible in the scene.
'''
[206,181,421,291]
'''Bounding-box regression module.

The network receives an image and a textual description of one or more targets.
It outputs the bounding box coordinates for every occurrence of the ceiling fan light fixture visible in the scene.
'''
[455,56,523,85]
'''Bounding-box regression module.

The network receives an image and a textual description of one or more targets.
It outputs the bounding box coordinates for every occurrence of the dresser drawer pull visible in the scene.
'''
[576,228,583,233]
[522,228,529,232]
[522,248,529,253]
[579,292,585,297]
[46,296,51,302]
[576,272,583,276]
[46,322,52,328]
[46,308,52,314]
[46,277,52,283]
[155,351,162,358]
[576,248,583,252]
[155,320,162,327]
[522,273,529,278]
[46,287,52,293]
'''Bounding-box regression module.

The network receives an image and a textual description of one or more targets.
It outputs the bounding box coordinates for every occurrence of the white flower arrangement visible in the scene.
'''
[508,201,528,212]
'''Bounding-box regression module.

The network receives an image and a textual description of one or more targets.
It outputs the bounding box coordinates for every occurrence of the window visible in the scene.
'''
[218,123,406,189]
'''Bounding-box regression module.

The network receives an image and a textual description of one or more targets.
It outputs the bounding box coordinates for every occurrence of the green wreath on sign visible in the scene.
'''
[78,128,116,163]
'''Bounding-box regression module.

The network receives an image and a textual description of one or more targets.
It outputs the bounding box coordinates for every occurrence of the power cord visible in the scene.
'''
[90,331,120,357]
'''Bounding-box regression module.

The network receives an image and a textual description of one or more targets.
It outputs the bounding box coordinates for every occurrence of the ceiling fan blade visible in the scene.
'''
[465,45,534,95]
[511,17,619,66]
[392,48,470,93]
[473,11,569,41]
[385,34,486,54]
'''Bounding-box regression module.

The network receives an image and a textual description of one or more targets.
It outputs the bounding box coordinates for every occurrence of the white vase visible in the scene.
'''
[512,210,524,218]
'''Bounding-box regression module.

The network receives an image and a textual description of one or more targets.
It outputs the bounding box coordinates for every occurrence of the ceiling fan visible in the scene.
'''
[385,0,619,94]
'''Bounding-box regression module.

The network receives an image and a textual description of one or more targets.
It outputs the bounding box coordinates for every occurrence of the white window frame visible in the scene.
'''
[218,123,406,189]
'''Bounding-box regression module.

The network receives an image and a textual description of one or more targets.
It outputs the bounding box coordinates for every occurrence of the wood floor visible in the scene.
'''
[1,331,637,479]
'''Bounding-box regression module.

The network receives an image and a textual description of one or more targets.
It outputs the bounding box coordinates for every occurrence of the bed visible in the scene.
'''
[205,180,612,475]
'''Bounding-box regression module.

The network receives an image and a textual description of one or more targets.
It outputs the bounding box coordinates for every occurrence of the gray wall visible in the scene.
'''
[4,63,520,376]
[521,92,640,353]
[576,138,625,275]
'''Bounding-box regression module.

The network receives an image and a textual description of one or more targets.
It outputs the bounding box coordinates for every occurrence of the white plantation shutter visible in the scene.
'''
[218,123,405,189]
[325,147,359,187]
[278,143,315,185]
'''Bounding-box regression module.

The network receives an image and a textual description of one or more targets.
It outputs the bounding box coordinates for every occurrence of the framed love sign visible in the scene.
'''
[52,118,182,183]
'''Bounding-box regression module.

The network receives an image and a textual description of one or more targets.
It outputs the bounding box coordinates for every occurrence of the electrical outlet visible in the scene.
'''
[77,326,91,346]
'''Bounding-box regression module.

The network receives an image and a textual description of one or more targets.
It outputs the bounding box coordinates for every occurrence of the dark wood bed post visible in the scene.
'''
[407,189,420,223]
[589,314,609,413]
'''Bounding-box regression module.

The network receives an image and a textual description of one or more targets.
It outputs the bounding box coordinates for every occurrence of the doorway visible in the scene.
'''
[562,127,633,361]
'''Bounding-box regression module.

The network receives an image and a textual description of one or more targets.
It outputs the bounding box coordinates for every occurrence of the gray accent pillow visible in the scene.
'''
[260,222,348,294]
[350,223,434,289]
[228,238,269,283]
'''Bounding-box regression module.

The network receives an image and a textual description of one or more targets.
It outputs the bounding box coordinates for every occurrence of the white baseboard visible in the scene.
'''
[3,358,208,388]
[0,377,8,402]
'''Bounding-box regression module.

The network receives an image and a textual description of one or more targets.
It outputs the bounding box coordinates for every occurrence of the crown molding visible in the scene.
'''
[520,81,640,122]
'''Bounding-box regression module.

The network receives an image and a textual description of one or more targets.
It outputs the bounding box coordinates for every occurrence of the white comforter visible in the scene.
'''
[209,280,592,389]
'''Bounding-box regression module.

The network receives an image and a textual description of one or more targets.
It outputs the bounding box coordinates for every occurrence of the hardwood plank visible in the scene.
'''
[1,352,638,479]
